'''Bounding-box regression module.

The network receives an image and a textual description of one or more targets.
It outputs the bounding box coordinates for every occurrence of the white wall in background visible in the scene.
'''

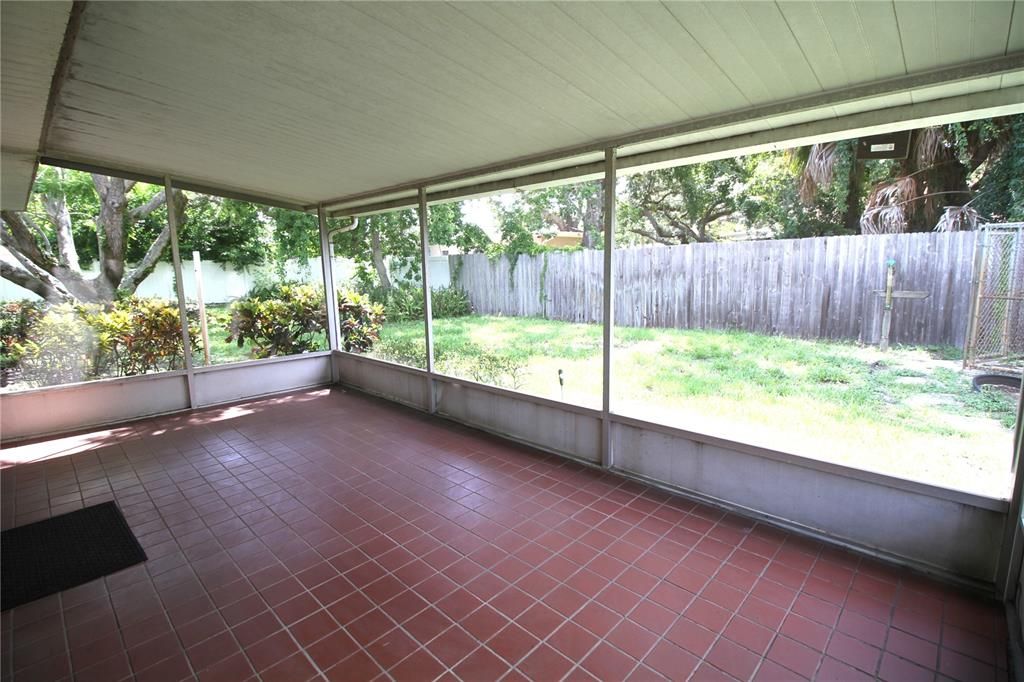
[1,257,361,304]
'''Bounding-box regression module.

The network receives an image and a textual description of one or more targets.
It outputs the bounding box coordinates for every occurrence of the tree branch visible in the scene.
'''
[0,211,57,272]
[667,216,701,243]
[128,189,171,220]
[119,191,186,294]
[42,193,81,271]
[0,248,75,302]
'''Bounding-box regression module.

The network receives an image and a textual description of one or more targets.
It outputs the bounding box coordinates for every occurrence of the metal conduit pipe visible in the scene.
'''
[327,216,359,239]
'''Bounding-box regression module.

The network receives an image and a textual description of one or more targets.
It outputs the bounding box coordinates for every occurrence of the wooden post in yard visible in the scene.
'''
[192,251,211,366]
[874,259,929,351]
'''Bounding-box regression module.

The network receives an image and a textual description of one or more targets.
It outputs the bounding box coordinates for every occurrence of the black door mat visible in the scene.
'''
[1,501,147,611]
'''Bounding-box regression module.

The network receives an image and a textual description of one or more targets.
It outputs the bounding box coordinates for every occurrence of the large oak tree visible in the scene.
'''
[1,168,185,303]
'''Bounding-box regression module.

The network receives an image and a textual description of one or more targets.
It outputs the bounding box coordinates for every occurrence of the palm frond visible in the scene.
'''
[861,175,918,234]
[934,205,980,232]
[797,142,838,205]
[914,127,946,168]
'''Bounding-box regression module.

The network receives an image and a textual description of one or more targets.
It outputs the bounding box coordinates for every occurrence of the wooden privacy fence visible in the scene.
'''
[450,231,979,347]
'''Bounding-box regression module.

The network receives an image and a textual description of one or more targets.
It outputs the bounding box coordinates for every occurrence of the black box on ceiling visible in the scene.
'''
[856,131,911,160]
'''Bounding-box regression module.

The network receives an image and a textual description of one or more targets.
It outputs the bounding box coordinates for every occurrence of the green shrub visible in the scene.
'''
[244,277,305,302]
[17,304,94,386]
[227,285,384,359]
[373,336,427,367]
[337,289,386,353]
[385,285,424,322]
[86,297,197,376]
[0,300,45,386]
[374,284,472,322]
[431,286,473,318]
[370,333,525,388]
[1,298,196,388]
[228,284,326,358]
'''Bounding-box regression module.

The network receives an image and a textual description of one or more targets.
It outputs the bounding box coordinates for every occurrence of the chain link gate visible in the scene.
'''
[965,223,1024,373]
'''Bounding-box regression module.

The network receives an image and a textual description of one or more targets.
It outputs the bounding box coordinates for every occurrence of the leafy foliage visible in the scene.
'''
[972,115,1024,223]
[368,284,473,322]
[86,297,197,377]
[620,159,755,244]
[373,334,526,388]
[337,289,386,353]
[227,284,327,358]
[225,285,384,358]
[0,297,196,388]
[332,204,489,293]
[432,286,474,318]
[0,300,46,384]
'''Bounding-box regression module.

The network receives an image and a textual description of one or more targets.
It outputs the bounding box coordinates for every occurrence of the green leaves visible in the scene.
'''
[0,297,196,387]
[225,285,384,358]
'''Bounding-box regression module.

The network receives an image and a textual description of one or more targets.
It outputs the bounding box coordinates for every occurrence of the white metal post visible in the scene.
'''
[996,388,1024,600]
[601,148,617,468]
[418,188,437,412]
[192,251,211,366]
[165,177,195,406]
[318,205,341,354]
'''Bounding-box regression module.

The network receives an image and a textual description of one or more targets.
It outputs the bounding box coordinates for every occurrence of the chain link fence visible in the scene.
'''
[965,223,1024,373]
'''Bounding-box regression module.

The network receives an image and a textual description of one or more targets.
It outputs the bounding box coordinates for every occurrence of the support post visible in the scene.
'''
[996,387,1024,600]
[318,205,340,354]
[418,188,437,413]
[601,148,617,468]
[165,177,195,406]
[192,251,211,366]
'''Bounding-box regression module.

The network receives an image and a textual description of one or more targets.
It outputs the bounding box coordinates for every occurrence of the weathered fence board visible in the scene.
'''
[451,231,978,347]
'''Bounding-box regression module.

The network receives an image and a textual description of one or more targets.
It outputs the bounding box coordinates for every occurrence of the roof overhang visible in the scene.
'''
[2,1,1023,213]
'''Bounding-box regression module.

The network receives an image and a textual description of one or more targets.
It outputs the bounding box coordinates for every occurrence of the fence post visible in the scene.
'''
[601,148,617,468]
[165,177,195,407]
[419,187,437,413]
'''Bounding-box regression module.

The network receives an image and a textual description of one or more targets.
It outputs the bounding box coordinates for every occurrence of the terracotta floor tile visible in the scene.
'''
[0,389,1007,682]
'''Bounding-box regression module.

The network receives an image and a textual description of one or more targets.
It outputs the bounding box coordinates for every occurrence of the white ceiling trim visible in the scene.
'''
[331,85,1024,218]
[321,52,1024,211]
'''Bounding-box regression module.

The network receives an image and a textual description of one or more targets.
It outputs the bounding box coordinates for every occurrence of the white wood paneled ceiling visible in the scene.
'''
[0,1,72,209]
[2,1,1023,211]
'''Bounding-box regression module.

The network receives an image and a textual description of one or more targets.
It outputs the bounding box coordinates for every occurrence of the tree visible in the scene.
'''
[791,116,1024,234]
[790,140,866,234]
[505,182,604,248]
[1,167,185,303]
[972,115,1024,223]
[619,159,754,244]
[332,203,489,292]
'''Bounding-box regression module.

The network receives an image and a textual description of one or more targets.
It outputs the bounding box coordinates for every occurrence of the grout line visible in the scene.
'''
[2,390,1008,682]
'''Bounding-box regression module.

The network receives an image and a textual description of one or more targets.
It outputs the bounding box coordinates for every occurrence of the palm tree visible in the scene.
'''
[793,118,1020,234]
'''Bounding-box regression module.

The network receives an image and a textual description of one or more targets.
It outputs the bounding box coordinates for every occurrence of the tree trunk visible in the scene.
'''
[3,176,178,303]
[843,159,865,233]
[582,180,603,249]
[370,227,393,291]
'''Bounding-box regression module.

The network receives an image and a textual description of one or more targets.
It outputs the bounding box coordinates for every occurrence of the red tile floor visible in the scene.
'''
[0,387,1009,681]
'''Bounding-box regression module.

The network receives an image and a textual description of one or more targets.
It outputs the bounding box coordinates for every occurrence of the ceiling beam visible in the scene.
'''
[317,52,1024,212]
[39,155,311,213]
[38,1,85,158]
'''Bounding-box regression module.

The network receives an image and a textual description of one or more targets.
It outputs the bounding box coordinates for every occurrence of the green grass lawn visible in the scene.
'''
[376,315,1017,496]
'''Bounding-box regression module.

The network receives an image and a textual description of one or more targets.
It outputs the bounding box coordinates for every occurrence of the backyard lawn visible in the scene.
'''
[375,315,1017,497]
